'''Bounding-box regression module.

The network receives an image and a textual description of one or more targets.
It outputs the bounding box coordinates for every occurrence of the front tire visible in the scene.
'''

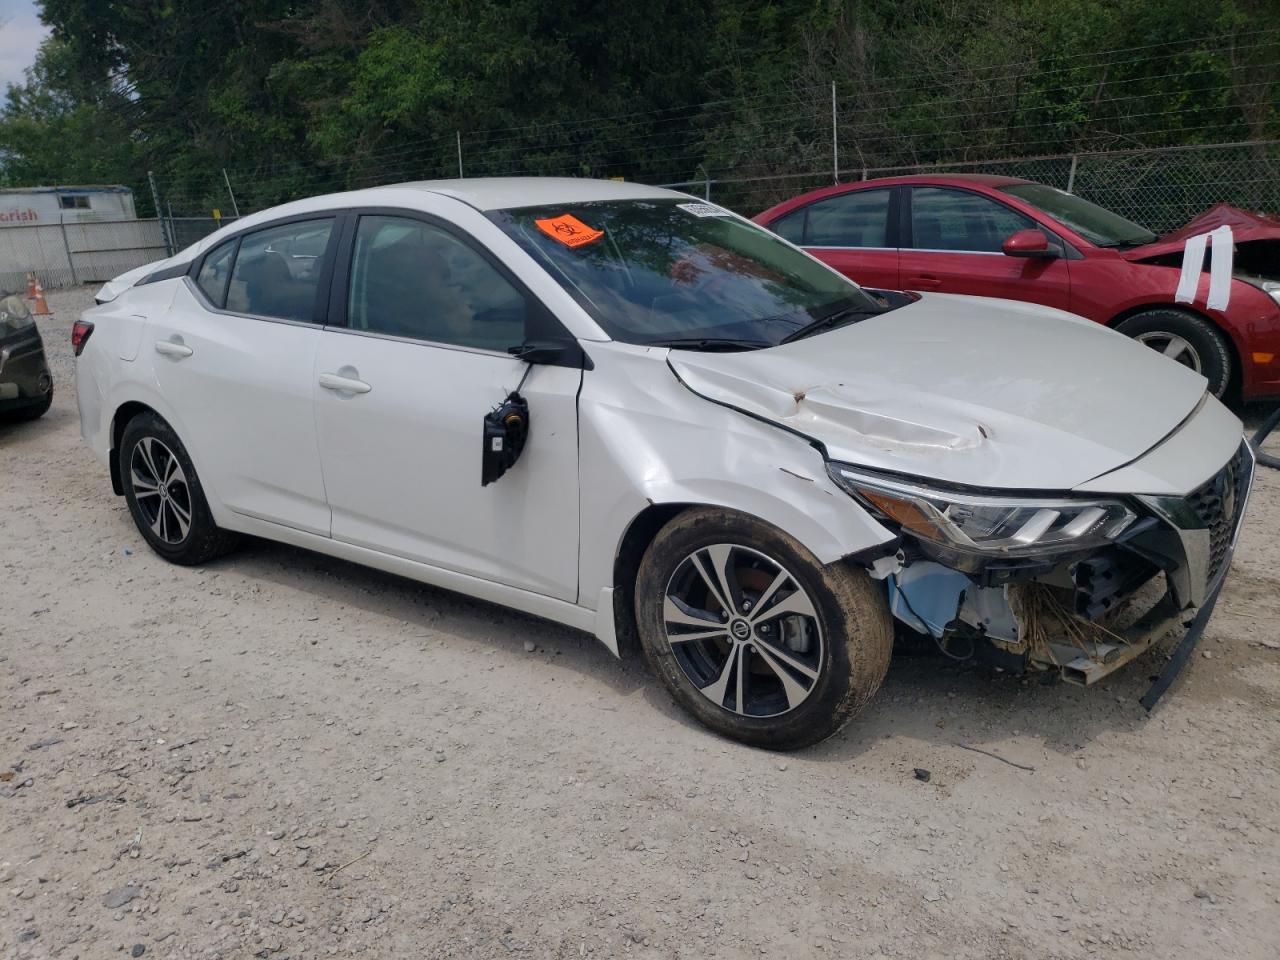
[120,413,238,565]
[1116,309,1233,398]
[635,507,892,750]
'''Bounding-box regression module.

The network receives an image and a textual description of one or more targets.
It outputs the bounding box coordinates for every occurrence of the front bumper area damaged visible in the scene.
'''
[880,441,1255,708]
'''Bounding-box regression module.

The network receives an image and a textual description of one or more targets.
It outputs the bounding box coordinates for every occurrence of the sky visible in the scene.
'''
[0,0,47,92]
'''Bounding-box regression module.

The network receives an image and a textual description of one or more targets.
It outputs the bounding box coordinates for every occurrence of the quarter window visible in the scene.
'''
[804,189,892,247]
[909,187,1035,253]
[347,215,528,351]
[194,238,236,308]
[225,218,335,322]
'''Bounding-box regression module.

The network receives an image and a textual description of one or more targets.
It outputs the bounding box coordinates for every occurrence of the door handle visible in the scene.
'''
[907,276,943,289]
[319,372,372,395]
[154,340,193,359]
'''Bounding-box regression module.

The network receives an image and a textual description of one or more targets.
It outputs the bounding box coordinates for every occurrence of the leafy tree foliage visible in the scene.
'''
[0,0,1275,215]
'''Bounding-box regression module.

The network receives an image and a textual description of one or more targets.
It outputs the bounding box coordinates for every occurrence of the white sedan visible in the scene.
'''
[74,178,1252,749]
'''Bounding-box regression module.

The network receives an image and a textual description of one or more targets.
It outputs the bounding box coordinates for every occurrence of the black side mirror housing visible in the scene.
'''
[508,339,593,369]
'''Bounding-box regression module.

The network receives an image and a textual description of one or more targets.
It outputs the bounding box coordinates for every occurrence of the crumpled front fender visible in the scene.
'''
[577,343,895,613]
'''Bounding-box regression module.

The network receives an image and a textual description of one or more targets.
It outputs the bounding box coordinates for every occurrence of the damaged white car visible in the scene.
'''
[74,178,1253,750]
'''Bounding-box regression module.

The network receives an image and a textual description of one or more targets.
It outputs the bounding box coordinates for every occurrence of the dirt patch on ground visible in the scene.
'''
[3,286,1279,959]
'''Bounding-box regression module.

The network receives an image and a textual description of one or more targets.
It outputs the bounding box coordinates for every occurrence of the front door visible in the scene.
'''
[899,186,1072,310]
[313,212,581,601]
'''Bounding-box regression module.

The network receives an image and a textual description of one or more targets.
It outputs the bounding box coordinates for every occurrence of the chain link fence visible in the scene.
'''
[8,141,1276,293]
[662,141,1280,232]
[0,216,232,293]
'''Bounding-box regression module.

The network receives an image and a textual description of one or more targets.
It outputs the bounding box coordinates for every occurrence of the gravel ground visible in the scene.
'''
[3,285,1279,960]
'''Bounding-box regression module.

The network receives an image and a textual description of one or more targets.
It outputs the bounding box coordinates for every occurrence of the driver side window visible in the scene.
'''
[347,215,528,352]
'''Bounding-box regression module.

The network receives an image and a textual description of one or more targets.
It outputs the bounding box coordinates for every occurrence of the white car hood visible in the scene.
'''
[668,293,1208,491]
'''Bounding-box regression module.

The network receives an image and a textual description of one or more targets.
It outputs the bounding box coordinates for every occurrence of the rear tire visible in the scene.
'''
[120,413,238,565]
[635,507,893,750]
[1116,309,1233,399]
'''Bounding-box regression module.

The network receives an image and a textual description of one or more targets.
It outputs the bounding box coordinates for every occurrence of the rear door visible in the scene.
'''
[899,186,1072,309]
[148,216,337,534]
[313,210,581,601]
[769,187,900,290]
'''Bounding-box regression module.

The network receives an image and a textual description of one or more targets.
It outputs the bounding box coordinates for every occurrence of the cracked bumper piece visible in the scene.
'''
[886,440,1255,706]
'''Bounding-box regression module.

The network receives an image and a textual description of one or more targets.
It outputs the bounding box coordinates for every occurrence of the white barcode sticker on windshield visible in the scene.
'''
[677,202,730,218]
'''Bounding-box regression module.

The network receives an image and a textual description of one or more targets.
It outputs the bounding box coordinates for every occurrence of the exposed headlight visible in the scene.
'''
[0,294,34,334]
[828,463,1136,556]
[1235,274,1280,309]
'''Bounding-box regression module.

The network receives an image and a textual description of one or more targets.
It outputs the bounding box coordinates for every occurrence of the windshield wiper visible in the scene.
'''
[1096,233,1157,249]
[643,337,772,352]
[778,304,880,345]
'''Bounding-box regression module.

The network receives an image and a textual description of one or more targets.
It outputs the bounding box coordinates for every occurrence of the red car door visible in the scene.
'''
[899,186,1072,310]
[767,187,900,290]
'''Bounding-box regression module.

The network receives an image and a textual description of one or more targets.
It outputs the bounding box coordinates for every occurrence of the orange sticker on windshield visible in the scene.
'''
[535,214,604,249]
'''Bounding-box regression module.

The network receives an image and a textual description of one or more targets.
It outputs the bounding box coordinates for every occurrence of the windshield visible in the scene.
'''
[1000,183,1156,248]
[487,198,884,348]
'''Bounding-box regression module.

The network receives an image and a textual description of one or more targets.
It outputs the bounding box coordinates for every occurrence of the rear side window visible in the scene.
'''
[909,187,1034,253]
[769,209,807,244]
[346,215,528,352]
[194,238,236,307]
[225,218,335,322]
[804,190,891,247]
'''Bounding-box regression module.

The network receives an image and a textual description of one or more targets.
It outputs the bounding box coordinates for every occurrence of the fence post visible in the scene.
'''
[147,170,173,256]
[1067,154,1079,193]
[831,81,839,184]
[58,215,78,287]
[222,168,241,218]
[457,131,464,178]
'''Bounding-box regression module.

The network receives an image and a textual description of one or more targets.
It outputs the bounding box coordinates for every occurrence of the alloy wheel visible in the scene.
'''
[663,543,824,717]
[1134,331,1203,374]
[130,436,193,545]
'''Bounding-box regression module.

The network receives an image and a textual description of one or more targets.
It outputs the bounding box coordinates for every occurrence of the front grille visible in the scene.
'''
[1185,444,1248,583]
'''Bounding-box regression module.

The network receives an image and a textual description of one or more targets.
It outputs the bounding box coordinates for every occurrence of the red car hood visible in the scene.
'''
[1120,203,1280,261]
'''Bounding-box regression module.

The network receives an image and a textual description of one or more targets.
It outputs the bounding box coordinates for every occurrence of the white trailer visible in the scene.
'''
[0,186,167,291]
[0,185,138,225]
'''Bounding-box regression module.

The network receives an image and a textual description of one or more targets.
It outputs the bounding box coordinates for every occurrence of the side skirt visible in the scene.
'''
[221,514,607,645]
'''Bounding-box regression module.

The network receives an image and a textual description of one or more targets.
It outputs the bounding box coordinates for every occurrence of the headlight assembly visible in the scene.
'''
[828,463,1136,557]
[1234,274,1280,309]
[0,295,34,335]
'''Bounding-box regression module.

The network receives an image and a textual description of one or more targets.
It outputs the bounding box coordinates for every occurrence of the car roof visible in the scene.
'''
[369,177,686,212]
[755,173,1034,221]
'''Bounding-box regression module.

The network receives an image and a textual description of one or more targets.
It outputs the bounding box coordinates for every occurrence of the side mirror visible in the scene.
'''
[508,339,593,369]
[1002,229,1057,259]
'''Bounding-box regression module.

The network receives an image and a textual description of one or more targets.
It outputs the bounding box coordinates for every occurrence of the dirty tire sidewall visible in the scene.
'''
[1116,309,1234,399]
[120,412,238,566]
[636,507,893,751]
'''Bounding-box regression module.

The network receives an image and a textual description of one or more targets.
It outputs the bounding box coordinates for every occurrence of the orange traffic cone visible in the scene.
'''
[25,273,37,299]
[32,281,51,316]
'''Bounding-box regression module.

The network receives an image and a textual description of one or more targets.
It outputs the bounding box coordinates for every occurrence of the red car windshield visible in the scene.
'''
[1001,183,1157,248]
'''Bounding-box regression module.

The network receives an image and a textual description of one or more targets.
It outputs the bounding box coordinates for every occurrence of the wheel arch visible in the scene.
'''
[609,502,692,657]
[1106,301,1242,394]
[109,400,161,495]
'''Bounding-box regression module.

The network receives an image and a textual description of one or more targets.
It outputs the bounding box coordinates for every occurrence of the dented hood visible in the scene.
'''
[1120,203,1280,262]
[668,293,1208,490]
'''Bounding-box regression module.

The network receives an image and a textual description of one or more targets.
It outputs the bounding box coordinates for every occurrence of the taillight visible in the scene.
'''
[71,320,94,356]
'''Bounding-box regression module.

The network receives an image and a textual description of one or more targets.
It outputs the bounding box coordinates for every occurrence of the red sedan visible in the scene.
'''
[754,174,1280,400]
